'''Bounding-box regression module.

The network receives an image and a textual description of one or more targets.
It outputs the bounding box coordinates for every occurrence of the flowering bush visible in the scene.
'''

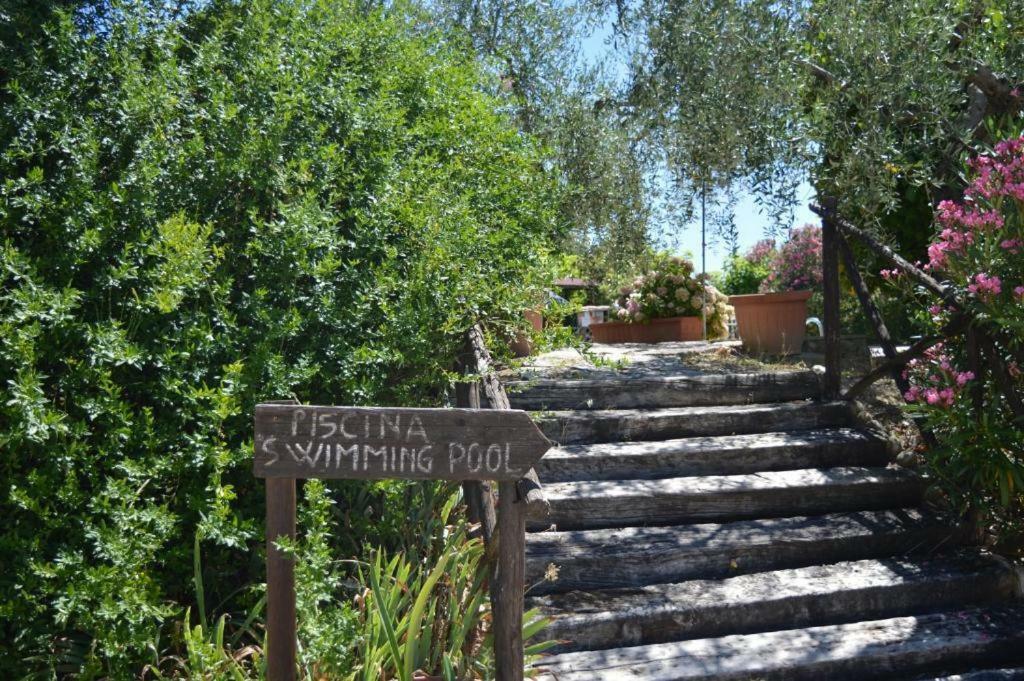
[889,135,1024,533]
[760,225,823,293]
[612,256,731,339]
[747,238,778,267]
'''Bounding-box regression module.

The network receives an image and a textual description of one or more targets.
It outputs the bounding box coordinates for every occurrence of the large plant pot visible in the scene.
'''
[730,290,812,355]
[590,316,703,344]
[510,309,544,357]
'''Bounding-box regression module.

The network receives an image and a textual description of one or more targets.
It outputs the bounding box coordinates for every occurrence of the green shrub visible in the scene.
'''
[720,238,775,295]
[0,1,559,675]
[720,255,770,295]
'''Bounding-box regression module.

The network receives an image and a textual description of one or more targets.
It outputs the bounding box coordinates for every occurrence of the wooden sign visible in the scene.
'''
[256,401,549,681]
[254,404,551,481]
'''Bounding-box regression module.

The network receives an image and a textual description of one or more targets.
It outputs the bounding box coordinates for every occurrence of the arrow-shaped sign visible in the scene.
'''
[254,404,551,481]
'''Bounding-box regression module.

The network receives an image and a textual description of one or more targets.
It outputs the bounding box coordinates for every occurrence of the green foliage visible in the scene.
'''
[354,489,488,681]
[0,1,559,676]
[720,256,770,295]
[430,0,664,291]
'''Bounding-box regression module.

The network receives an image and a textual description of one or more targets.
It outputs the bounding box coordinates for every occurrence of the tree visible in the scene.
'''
[428,0,667,286]
[610,0,1023,255]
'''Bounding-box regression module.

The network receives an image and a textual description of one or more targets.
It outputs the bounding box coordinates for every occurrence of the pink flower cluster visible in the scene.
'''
[902,344,975,409]
[918,135,1024,311]
[760,225,823,293]
[1001,238,1022,254]
[745,238,777,267]
[880,268,901,281]
[967,136,1024,202]
[967,273,1002,301]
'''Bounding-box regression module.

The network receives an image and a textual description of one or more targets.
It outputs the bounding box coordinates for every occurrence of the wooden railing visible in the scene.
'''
[455,324,549,681]
[813,200,1023,421]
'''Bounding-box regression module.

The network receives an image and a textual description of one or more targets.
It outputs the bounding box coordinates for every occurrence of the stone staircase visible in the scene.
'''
[508,369,1024,680]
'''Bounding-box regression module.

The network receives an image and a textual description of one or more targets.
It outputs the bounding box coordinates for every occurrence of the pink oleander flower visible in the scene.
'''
[967,135,1024,201]
[1001,239,1023,254]
[880,268,901,281]
[928,304,943,316]
[1014,286,1024,301]
[955,371,975,387]
[968,273,1002,301]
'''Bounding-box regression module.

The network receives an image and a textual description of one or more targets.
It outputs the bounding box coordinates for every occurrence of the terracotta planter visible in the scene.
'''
[510,309,544,357]
[590,316,703,344]
[730,290,812,355]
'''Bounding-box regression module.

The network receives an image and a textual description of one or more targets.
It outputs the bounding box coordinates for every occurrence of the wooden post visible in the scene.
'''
[836,232,911,396]
[265,477,297,681]
[456,343,498,545]
[493,481,526,681]
[821,198,842,400]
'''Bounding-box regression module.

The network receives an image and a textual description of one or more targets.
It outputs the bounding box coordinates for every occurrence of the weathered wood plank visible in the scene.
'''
[925,670,1024,681]
[455,365,497,546]
[537,467,926,531]
[266,477,297,681]
[254,404,550,480]
[466,324,549,519]
[493,480,526,681]
[537,428,888,482]
[837,230,912,397]
[822,199,842,399]
[528,552,1016,653]
[534,401,852,446]
[525,509,964,594]
[507,371,822,411]
[533,605,1024,681]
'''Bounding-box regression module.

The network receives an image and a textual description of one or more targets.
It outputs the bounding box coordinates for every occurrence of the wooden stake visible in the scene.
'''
[266,477,297,681]
[493,481,526,681]
[836,231,911,396]
[821,199,842,400]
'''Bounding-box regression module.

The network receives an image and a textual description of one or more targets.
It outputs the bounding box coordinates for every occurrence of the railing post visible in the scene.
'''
[460,324,548,681]
[821,197,842,400]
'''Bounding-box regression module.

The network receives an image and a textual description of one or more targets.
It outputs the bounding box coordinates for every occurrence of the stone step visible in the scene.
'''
[920,670,1024,680]
[526,509,963,594]
[538,428,890,482]
[533,605,1024,681]
[535,401,851,445]
[507,370,821,410]
[537,467,925,531]
[528,552,1017,653]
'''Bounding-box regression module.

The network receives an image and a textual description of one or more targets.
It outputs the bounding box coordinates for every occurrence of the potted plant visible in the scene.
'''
[729,225,821,355]
[590,256,731,343]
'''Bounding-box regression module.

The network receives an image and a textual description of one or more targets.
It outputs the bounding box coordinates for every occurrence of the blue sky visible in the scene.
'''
[579,16,818,272]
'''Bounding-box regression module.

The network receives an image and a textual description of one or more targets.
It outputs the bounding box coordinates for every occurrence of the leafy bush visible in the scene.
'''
[0,1,559,675]
[890,135,1024,538]
[611,255,731,339]
[720,238,776,295]
[760,225,823,293]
